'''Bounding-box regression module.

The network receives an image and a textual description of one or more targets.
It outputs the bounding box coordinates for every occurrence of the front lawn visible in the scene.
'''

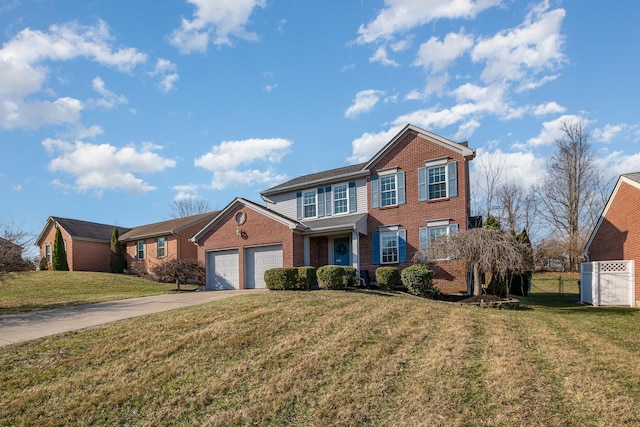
[0,271,176,315]
[1,287,639,426]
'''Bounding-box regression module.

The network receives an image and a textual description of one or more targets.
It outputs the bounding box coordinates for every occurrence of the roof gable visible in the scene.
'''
[364,124,475,170]
[584,173,640,253]
[191,198,305,242]
[36,217,130,246]
[120,211,219,241]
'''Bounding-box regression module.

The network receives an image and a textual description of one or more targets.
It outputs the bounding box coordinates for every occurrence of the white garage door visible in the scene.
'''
[245,245,283,289]
[206,249,239,290]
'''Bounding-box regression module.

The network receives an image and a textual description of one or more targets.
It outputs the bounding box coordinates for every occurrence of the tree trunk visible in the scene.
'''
[473,263,482,296]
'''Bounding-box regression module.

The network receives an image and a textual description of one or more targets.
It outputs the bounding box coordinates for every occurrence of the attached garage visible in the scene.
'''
[206,249,239,290]
[245,245,283,289]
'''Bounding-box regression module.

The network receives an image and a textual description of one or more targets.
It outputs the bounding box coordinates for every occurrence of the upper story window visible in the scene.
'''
[303,190,317,218]
[136,241,145,260]
[296,181,357,220]
[418,160,458,201]
[380,175,397,207]
[333,184,348,214]
[157,237,166,258]
[371,170,405,209]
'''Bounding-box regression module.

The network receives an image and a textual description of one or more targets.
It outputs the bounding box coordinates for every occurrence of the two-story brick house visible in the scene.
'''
[192,124,476,293]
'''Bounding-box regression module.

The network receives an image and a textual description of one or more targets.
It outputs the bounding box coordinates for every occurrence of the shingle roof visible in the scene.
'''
[51,217,130,243]
[261,162,368,196]
[301,213,368,234]
[120,211,219,241]
[622,172,640,184]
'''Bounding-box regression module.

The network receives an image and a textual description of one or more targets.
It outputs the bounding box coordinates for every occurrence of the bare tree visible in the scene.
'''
[472,155,506,220]
[536,120,602,271]
[0,220,35,273]
[496,181,539,238]
[170,199,210,218]
[426,228,533,296]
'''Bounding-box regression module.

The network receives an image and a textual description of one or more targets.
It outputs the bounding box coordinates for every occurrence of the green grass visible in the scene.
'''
[0,271,177,314]
[1,277,639,426]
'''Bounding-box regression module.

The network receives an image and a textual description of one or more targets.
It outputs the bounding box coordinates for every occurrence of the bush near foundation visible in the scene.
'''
[316,265,357,290]
[264,267,317,290]
[401,264,435,297]
[375,267,400,291]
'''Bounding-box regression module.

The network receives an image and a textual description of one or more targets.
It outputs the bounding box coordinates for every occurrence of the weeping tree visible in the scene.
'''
[52,226,69,271]
[427,228,533,296]
[109,227,126,273]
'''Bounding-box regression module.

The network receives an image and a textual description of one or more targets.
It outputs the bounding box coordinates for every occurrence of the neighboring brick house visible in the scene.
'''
[36,212,218,273]
[119,212,219,274]
[192,124,476,293]
[584,172,640,306]
[35,217,131,272]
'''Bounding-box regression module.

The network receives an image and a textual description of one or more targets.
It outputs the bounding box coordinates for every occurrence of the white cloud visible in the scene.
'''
[472,148,546,190]
[194,137,292,189]
[172,184,203,201]
[357,0,501,44]
[527,114,585,146]
[471,2,565,88]
[598,150,640,178]
[414,31,474,72]
[91,76,128,109]
[533,101,565,116]
[150,58,179,93]
[0,20,146,130]
[169,0,266,53]
[345,90,385,118]
[348,126,404,163]
[593,123,624,143]
[42,138,176,195]
[369,46,399,67]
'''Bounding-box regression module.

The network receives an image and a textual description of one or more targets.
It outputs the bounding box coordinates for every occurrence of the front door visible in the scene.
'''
[334,237,350,266]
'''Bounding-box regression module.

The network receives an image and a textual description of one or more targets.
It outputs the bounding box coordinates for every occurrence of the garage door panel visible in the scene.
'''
[206,250,239,290]
[246,245,282,289]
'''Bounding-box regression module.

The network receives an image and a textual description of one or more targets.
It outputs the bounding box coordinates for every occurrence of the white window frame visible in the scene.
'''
[428,165,447,200]
[157,237,166,258]
[380,175,397,207]
[303,190,317,218]
[419,223,457,261]
[380,231,399,264]
[136,240,145,260]
[44,243,52,263]
[333,183,349,215]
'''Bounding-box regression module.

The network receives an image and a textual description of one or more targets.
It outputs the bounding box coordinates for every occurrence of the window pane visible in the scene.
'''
[157,237,166,258]
[381,232,398,263]
[304,191,316,218]
[334,184,348,214]
[428,166,447,199]
[380,175,396,207]
[137,241,145,259]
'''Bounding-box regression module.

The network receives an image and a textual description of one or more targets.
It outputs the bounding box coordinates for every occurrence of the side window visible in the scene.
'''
[136,241,145,260]
[372,230,407,264]
[44,243,52,263]
[419,224,459,260]
[157,237,166,258]
[419,161,458,201]
[371,172,405,208]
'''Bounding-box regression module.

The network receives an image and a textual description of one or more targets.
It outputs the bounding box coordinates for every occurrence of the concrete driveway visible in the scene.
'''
[0,289,268,348]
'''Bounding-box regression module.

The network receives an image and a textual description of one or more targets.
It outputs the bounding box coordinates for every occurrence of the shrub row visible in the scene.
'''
[264,267,317,290]
[376,264,436,297]
[316,265,357,290]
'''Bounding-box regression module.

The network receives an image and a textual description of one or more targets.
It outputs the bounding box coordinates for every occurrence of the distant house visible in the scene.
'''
[0,237,26,272]
[120,212,218,274]
[36,212,218,273]
[583,173,640,306]
[192,124,476,293]
[35,217,131,272]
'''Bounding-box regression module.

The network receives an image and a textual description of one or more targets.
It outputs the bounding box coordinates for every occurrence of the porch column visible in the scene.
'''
[304,236,310,266]
[351,231,360,274]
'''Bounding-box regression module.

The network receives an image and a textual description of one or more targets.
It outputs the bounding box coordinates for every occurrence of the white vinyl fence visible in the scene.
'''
[580,260,635,307]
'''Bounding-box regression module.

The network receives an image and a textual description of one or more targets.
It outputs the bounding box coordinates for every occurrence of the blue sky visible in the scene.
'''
[1,0,639,250]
